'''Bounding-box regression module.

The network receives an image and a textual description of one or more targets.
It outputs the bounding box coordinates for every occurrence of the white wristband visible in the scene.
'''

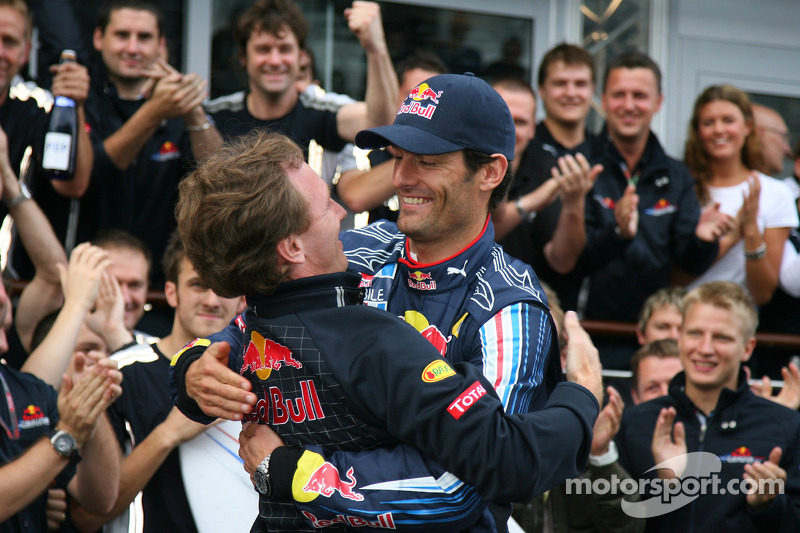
[588,440,619,467]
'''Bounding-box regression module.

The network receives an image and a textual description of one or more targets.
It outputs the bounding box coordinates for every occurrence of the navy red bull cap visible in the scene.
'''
[355,73,515,161]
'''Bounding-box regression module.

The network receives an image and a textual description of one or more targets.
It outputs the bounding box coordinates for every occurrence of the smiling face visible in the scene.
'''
[602,67,662,145]
[0,6,29,99]
[679,302,755,398]
[389,146,489,255]
[697,99,752,165]
[167,258,246,341]
[244,26,301,100]
[540,60,593,126]
[290,162,349,276]
[638,304,683,345]
[632,355,683,404]
[94,8,164,87]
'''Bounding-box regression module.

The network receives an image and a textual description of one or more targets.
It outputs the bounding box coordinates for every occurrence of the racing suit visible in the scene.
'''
[176,217,564,530]
[171,272,597,532]
[616,371,800,532]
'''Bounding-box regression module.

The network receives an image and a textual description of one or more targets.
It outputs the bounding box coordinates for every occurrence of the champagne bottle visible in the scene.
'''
[42,49,78,180]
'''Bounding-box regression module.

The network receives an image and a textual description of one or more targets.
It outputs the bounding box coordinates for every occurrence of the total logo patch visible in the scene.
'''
[448,381,487,419]
[422,360,455,383]
[644,198,677,216]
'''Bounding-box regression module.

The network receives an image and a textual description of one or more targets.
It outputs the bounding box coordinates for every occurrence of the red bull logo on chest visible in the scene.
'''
[407,270,436,290]
[240,331,302,380]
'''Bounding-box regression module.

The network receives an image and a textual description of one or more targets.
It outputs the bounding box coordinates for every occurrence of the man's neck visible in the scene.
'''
[246,86,298,121]
[542,117,586,150]
[684,384,722,416]
[109,74,148,101]
[610,133,648,172]
[406,216,487,264]
[156,330,194,360]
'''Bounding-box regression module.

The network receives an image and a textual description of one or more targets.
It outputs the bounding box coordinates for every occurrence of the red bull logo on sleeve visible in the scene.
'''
[240,331,302,380]
[398,83,443,120]
[302,463,365,501]
[407,270,436,290]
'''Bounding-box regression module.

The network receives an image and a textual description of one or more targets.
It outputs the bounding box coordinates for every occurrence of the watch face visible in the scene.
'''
[52,432,77,457]
[254,467,270,495]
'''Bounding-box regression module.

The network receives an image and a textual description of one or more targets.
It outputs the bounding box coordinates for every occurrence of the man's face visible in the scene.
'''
[0,283,13,355]
[602,67,662,144]
[679,302,754,394]
[291,162,349,275]
[389,147,486,247]
[105,246,149,330]
[93,8,163,85]
[632,355,683,404]
[244,27,301,99]
[495,86,536,164]
[638,304,682,345]
[755,109,791,176]
[166,258,246,340]
[0,6,29,95]
[539,60,593,126]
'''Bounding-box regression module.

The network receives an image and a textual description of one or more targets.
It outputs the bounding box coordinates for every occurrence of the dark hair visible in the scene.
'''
[602,51,661,94]
[463,149,513,211]
[97,0,164,35]
[538,42,595,87]
[684,85,764,204]
[396,51,447,81]
[161,231,185,285]
[30,310,61,353]
[631,338,679,392]
[91,229,152,270]
[235,0,309,57]
[176,130,307,298]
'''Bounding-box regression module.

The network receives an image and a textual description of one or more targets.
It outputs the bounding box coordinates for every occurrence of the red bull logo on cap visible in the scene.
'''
[302,463,364,501]
[398,83,443,120]
[240,331,302,380]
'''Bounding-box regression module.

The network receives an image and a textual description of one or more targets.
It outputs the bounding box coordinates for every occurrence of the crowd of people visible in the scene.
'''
[1,0,800,532]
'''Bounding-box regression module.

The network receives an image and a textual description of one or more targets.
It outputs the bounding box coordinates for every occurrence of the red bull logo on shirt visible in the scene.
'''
[243,380,325,425]
[644,198,677,217]
[18,404,50,430]
[403,311,451,356]
[301,511,396,529]
[398,83,443,120]
[240,331,302,380]
[302,463,365,501]
[720,446,765,464]
[407,271,436,290]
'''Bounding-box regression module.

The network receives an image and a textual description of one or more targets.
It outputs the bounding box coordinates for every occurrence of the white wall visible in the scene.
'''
[663,0,800,158]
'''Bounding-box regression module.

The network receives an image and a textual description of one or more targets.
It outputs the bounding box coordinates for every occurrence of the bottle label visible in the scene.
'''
[43,132,72,171]
[53,95,76,108]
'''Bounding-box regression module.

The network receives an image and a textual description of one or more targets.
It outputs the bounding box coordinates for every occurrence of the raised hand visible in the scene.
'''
[344,2,387,54]
[651,407,686,478]
[614,184,639,239]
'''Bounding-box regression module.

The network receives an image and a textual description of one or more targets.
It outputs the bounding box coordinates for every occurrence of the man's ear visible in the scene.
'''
[93,27,104,52]
[276,234,304,266]
[478,154,508,194]
[164,281,178,309]
[741,336,756,363]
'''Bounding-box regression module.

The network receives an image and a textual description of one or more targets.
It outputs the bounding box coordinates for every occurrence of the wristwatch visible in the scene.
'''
[49,429,80,459]
[254,453,272,495]
[515,197,537,222]
[7,183,31,207]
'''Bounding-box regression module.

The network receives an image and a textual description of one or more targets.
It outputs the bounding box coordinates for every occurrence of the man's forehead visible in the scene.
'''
[106,7,160,34]
[250,24,298,45]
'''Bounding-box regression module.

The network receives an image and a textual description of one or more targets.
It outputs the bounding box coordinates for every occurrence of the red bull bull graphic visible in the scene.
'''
[301,511,396,529]
[407,270,436,290]
[398,83,443,120]
[421,360,455,383]
[408,83,442,104]
[302,463,365,501]
[18,404,50,430]
[243,380,325,425]
[403,310,451,356]
[240,331,302,380]
[447,381,487,420]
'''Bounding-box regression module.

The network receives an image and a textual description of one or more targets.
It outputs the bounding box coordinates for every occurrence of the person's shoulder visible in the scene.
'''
[756,171,795,194]
[299,86,354,114]
[341,221,405,272]
[206,90,247,115]
[479,244,548,306]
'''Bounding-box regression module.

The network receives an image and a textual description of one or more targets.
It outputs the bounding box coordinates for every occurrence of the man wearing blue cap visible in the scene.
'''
[177,74,571,531]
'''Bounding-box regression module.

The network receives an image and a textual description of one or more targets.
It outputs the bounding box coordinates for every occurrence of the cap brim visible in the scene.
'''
[355,125,464,155]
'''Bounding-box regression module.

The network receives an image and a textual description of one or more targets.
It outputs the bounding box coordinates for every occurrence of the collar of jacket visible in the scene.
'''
[668,368,749,420]
[595,124,671,180]
[247,271,364,318]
